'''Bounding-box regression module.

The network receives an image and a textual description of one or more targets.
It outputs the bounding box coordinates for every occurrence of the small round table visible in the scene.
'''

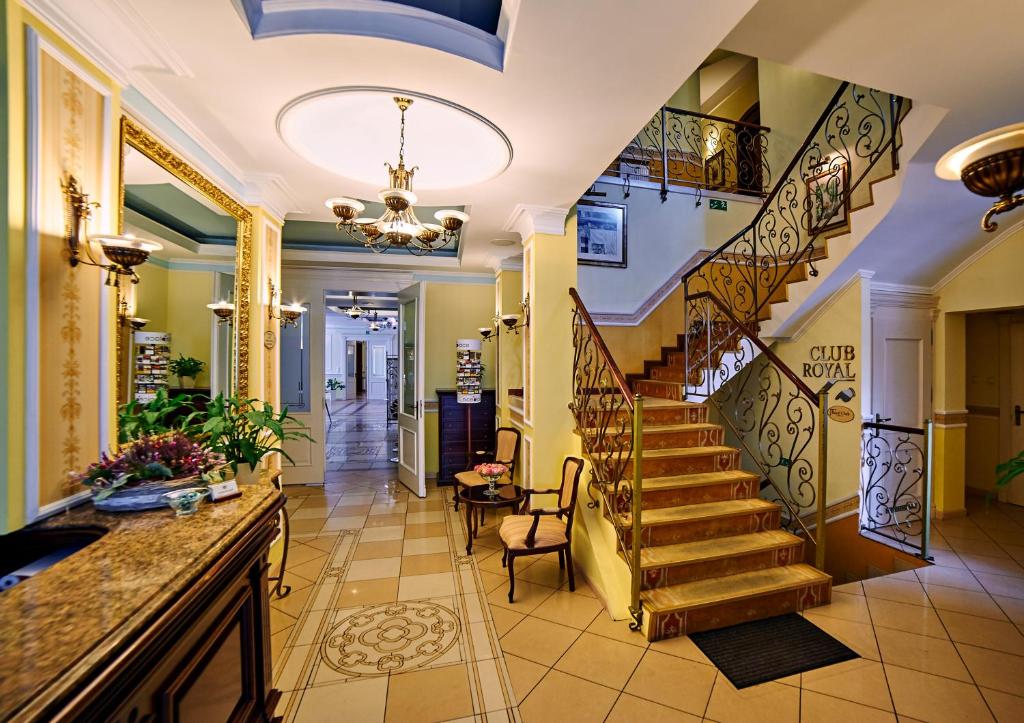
[458,483,524,554]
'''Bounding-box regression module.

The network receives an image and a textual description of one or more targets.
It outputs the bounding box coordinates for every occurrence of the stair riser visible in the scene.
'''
[634,508,781,547]
[646,579,831,641]
[624,450,741,479]
[634,380,684,401]
[639,477,758,509]
[641,541,805,590]
[642,427,724,450]
[613,405,708,426]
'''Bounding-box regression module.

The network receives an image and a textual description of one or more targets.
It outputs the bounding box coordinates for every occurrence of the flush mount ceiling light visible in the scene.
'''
[322,97,470,254]
[936,123,1024,231]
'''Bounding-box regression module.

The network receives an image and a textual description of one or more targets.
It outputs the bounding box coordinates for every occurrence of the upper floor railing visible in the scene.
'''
[603,105,772,202]
[568,288,644,631]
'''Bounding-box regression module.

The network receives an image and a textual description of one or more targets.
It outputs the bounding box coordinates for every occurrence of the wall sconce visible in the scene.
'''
[63,175,161,286]
[207,301,235,325]
[937,123,1024,231]
[479,326,495,342]
[116,294,148,330]
[499,293,530,335]
[267,279,306,328]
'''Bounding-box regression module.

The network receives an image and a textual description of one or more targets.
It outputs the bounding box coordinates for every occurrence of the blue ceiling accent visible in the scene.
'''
[125,184,237,245]
[237,0,505,71]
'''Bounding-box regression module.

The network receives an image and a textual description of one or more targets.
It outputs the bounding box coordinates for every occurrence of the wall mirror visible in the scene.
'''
[117,116,252,413]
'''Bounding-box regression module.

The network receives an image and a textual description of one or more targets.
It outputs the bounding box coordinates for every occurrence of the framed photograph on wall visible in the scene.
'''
[806,160,850,234]
[577,200,627,268]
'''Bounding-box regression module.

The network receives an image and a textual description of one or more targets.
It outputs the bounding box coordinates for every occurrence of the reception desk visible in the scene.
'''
[0,482,284,721]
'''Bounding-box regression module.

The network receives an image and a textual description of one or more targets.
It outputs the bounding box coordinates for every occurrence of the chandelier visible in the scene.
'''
[325,97,469,255]
[343,292,366,319]
[364,310,397,332]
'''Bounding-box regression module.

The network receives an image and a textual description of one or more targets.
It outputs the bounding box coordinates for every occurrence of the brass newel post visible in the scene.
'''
[815,389,829,570]
[629,393,644,630]
[922,418,934,560]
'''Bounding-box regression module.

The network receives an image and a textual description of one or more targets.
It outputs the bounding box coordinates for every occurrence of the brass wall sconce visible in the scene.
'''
[267,279,306,328]
[479,324,496,342]
[207,301,235,325]
[499,293,530,335]
[116,294,148,330]
[937,124,1024,232]
[63,175,161,286]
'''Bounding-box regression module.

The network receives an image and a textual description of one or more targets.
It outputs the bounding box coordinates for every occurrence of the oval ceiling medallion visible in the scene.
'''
[277,87,512,191]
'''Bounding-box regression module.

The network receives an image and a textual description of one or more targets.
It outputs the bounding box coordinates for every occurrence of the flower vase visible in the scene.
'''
[483,473,501,498]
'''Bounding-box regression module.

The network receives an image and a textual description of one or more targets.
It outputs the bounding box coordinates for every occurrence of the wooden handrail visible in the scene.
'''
[663,105,772,133]
[569,288,633,409]
[687,291,816,402]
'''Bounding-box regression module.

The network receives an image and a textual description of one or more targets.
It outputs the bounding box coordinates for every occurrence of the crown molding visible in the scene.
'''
[504,204,569,240]
[871,280,937,310]
[933,215,1024,293]
[243,172,306,221]
[499,255,524,272]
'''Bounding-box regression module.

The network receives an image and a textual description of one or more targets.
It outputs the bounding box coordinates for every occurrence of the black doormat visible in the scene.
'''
[689,613,858,689]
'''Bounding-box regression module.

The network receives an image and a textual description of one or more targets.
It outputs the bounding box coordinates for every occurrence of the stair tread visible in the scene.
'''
[595,445,737,461]
[639,530,801,569]
[641,564,830,612]
[634,498,778,526]
[637,470,758,491]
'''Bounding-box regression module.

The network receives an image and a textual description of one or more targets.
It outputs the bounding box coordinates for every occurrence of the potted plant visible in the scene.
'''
[169,354,205,388]
[117,388,195,443]
[994,450,1024,500]
[195,394,314,480]
[325,378,344,402]
[73,432,225,512]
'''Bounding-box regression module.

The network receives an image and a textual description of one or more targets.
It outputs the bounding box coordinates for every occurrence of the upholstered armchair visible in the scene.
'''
[453,426,521,511]
[498,457,584,603]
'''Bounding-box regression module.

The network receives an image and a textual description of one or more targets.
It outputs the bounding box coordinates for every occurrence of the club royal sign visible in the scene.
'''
[803,345,857,423]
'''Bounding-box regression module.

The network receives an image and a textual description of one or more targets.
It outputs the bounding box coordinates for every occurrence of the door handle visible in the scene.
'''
[1015,405,1022,426]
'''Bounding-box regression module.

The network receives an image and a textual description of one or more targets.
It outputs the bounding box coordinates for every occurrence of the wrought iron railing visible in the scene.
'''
[682,83,910,330]
[604,105,772,202]
[860,419,933,558]
[568,288,644,630]
[684,292,830,566]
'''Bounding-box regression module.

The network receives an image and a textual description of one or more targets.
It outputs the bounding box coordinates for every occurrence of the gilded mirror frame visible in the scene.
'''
[117,115,252,401]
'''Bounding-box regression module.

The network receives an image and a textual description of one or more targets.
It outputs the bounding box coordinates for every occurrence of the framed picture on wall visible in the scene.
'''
[577,200,627,268]
[806,160,850,235]
[704,149,726,190]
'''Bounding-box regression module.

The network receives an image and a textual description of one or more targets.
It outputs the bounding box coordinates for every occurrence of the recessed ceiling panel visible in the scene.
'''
[277,87,512,191]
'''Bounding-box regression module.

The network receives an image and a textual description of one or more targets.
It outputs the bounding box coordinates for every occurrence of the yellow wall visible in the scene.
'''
[166,270,215,387]
[134,263,169,331]
[933,224,1024,514]
[423,281,497,475]
[5,1,121,529]
[496,269,523,421]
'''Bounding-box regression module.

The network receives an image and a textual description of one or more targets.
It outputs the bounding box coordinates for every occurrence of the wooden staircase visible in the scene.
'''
[588,397,830,641]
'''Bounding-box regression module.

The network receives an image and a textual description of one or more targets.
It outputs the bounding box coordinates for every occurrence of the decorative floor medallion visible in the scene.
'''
[321,601,460,676]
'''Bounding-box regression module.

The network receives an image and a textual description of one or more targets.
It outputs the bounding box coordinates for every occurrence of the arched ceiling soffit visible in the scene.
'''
[235,0,506,71]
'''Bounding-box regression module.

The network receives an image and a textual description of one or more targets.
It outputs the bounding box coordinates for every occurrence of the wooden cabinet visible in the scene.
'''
[40,497,283,723]
[437,389,496,487]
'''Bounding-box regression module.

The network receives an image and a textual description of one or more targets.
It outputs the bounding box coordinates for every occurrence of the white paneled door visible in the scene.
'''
[871,307,933,427]
[398,283,426,498]
[1003,322,1024,506]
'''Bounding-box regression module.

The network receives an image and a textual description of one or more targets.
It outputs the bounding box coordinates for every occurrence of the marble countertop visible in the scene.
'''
[0,482,282,721]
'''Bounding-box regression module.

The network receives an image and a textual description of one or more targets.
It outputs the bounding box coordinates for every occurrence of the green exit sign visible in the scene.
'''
[709,199,728,211]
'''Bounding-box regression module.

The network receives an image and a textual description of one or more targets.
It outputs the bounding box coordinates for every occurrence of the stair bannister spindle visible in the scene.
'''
[629,392,644,631]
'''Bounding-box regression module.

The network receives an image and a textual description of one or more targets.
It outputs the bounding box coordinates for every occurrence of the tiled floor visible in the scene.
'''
[270,474,1024,722]
[325,397,398,472]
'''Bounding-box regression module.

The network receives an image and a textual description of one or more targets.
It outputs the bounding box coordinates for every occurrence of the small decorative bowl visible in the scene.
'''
[162,488,208,516]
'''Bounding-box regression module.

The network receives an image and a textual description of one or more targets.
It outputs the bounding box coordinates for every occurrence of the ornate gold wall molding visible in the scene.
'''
[118,115,253,397]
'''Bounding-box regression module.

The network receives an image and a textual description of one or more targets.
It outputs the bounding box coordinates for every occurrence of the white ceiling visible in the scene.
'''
[722,0,1024,287]
[34,0,759,271]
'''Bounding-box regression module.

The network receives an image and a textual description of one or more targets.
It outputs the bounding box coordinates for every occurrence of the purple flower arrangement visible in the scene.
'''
[74,432,225,498]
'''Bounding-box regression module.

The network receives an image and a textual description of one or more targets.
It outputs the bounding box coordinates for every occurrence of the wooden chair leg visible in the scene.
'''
[501,548,507,568]
[565,544,576,592]
[558,549,565,570]
[453,484,460,511]
[507,552,516,603]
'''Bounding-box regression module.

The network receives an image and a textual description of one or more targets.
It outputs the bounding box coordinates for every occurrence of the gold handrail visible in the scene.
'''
[569,288,644,631]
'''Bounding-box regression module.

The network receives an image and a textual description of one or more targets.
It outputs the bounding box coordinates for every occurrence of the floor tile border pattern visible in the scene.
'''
[272,485,521,722]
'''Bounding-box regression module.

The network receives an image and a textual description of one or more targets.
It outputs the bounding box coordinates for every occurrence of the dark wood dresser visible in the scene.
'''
[436,389,496,487]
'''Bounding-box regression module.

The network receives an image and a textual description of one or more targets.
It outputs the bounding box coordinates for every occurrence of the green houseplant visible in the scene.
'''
[995,450,1024,496]
[325,378,344,401]
[117,389,195,443]
[168,354,205,388]
[195,394,314,475]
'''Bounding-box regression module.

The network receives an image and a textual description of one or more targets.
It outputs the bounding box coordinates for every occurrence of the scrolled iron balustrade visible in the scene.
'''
[569,288,644,630]
[683,292,826,562]
[606,105,771,203]
[859,420,933,558]
[682,83,910,330]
